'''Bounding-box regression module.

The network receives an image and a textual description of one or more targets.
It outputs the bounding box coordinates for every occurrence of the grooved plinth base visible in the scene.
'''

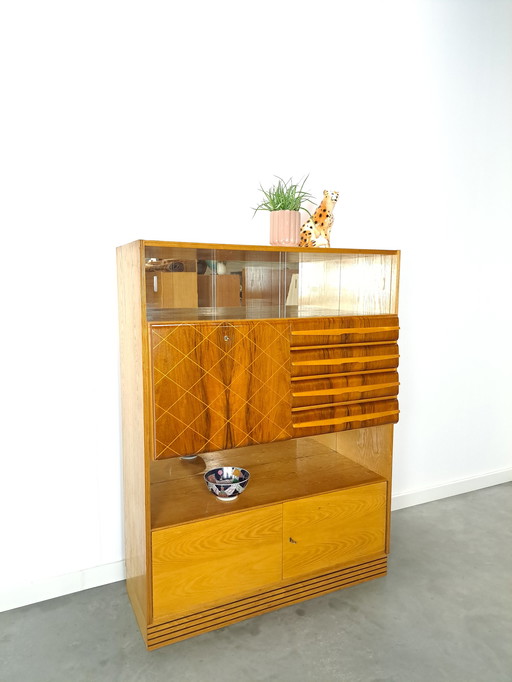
[146,555,387,650]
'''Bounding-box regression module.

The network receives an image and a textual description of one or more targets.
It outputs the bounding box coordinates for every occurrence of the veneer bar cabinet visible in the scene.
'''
[116,240,400,649]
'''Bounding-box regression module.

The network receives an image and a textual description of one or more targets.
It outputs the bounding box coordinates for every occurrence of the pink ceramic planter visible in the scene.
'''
[269,210,301,246]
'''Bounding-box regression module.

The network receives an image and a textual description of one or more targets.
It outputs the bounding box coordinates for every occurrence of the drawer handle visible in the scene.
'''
[291,325,399,336]
[293,408,399,429]
[292,381,399,398]
[292,353,399,367]
[289,537,297,544]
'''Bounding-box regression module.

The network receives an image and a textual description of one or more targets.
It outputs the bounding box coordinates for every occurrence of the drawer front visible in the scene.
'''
[151,320,292,458]
[292,370,399,407]
[282,482,387,580]
[290,316,399,435]
[290,315,400,346]
[152,506,282,620]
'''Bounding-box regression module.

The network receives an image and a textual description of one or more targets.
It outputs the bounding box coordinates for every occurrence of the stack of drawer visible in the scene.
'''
[290,315,399,436]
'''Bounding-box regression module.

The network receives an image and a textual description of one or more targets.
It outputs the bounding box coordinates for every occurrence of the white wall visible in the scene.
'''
[1,0,511,611]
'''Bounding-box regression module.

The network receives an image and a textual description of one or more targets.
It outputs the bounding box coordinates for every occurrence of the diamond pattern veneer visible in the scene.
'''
[151,320,292,458]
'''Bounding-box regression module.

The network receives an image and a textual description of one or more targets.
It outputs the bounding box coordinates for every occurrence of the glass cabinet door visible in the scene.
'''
[144,243,399,321]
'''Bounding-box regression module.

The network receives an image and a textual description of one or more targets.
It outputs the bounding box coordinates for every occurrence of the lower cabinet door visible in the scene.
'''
[282,482,387,580]
[152,506,282,620]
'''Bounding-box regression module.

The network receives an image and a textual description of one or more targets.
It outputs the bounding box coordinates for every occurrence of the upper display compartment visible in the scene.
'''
[141,241,400,321]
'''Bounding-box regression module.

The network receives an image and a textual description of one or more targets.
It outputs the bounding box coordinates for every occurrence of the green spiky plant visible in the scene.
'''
[253,176,315,215]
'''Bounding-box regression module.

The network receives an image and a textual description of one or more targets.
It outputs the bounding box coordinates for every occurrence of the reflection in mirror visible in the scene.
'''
[144,245,399,320]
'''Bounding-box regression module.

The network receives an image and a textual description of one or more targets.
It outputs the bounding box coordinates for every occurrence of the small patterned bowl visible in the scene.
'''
[204,467,250,501]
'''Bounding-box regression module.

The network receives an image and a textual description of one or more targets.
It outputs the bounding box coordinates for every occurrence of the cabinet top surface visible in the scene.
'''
[121,239,399,256]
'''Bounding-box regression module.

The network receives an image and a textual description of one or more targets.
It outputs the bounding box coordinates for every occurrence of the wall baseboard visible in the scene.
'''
[2,470,511,614]
[0,560,125,614]
[391,467,512,511]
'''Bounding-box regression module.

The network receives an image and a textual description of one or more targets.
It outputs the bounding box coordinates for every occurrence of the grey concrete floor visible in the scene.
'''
[1,483,511,682]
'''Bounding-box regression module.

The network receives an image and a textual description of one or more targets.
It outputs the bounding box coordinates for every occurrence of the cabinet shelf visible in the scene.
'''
[147,306,392,322]
[150,438,385,530]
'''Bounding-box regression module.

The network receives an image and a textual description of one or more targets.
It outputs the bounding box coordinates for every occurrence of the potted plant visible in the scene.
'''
[253,176,314,246]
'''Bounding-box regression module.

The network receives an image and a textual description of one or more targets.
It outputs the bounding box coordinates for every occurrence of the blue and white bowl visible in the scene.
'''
[204,467,250,501]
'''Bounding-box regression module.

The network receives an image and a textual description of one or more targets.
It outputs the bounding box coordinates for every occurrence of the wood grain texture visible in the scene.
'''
[151,320,292,458]
[146,555,387,648]
[282,482,387,580]
[335,424,395,552]
[291,343,399,376]
[146,271,198,310]
[292,397,399,422]
[296,258,345,313]
[291,326,399,338]
[291,372,399,407]
[143,240,399,256]
[335,254,399,315]
[197,274,241,307]
[335,425,394,481]
[152,506,282,619]
[116,240,150,638]
[290,315,399,346]
[289,315,399,437]
[293,254,399,316]
[292,403,399,436]
[150,438,385,530]
[242,265,289,307]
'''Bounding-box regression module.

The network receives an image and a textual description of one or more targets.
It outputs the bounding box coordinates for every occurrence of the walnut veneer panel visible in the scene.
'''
[291,342,399,377]
[152,506,282,619]
[290,315,399,345]
[282,482,387,580]
[292,398,399,437]
[151,320,292,458]
[292,370,399,407]
[290,316,399,436]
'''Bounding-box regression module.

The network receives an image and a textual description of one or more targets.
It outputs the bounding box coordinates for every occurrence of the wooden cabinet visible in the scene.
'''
[117,241,400,649]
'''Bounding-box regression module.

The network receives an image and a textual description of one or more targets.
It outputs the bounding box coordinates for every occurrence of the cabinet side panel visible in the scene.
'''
[335,425,394,553]
[335,425,394,481]
[391,250,400,315]
[117,242,149,636]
